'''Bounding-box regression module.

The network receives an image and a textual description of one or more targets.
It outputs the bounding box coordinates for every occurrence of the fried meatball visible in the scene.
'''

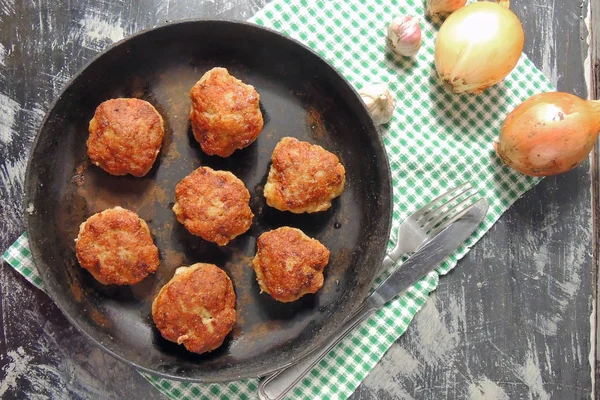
[173,166,254,246]
[87,98,165,177]
[75,207,159,285]
[152,263,236,354]
[264,137,346,213]
[252,227,330,302]
[190,67,263,157]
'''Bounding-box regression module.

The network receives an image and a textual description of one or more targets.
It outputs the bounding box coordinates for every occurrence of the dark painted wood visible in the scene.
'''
[353,1,596,399]
[591,0,600,396]
[0,0,595,398]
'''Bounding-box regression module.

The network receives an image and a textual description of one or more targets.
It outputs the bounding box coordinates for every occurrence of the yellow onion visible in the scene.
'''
[494,92,600,176]
[426,0,467,16]
[434,1,524,94]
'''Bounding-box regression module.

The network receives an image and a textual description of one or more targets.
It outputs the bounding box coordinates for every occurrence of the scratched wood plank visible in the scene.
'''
[591,0,600,395]
[0,0,595,399]
[353,0,595,399]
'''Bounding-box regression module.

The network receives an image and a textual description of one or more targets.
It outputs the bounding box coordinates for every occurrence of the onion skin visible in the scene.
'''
[426,0,467,16]
[494,92,600,176]
[434,2,524,94]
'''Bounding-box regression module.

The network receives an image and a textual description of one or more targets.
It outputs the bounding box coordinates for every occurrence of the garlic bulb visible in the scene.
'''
[426,0,467,16]
[387,16,421,57]
[358,84,395,126]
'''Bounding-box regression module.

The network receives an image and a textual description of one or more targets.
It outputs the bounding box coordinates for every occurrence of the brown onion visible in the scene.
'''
[494,92,600,176]
[434,2,524,94]
[426,0,467,16]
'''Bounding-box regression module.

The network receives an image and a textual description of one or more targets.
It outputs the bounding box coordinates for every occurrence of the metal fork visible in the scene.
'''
[379,182,478,273]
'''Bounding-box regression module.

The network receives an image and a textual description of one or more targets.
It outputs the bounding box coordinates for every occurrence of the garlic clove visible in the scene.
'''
[426,0,467,16]
[387,16,422,57]
[358,83,395,126]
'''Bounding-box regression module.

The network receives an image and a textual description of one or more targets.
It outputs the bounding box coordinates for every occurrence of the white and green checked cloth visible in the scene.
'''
[3,0,554,399]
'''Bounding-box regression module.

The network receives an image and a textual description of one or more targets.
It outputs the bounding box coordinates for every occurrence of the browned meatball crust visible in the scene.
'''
[190,67,263,157]
[152,263,236,354]
[173,167,254,246]
[87,98,165,177]
[252,227,330,302]
[264,137,346,213]
[75,207,159,285]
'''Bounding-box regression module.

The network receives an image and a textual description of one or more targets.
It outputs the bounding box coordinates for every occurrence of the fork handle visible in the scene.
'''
[258,302,376,400]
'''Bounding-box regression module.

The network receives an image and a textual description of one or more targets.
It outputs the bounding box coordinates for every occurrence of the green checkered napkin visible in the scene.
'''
[4,0,554,399]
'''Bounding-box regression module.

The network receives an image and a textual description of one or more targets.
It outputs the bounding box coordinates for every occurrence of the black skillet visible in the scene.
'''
[24,20,392,382]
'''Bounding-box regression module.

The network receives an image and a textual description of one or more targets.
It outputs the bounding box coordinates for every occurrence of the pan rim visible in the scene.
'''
[23,18,393,383]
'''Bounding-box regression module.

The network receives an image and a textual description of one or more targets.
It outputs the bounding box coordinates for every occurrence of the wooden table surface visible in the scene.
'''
[0,1,596,399]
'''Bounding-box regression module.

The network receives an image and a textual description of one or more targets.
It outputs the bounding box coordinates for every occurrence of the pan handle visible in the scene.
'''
[258,301,376,400]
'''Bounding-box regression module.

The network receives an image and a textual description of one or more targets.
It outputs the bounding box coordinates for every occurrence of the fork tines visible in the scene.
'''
[415,183,479,235]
